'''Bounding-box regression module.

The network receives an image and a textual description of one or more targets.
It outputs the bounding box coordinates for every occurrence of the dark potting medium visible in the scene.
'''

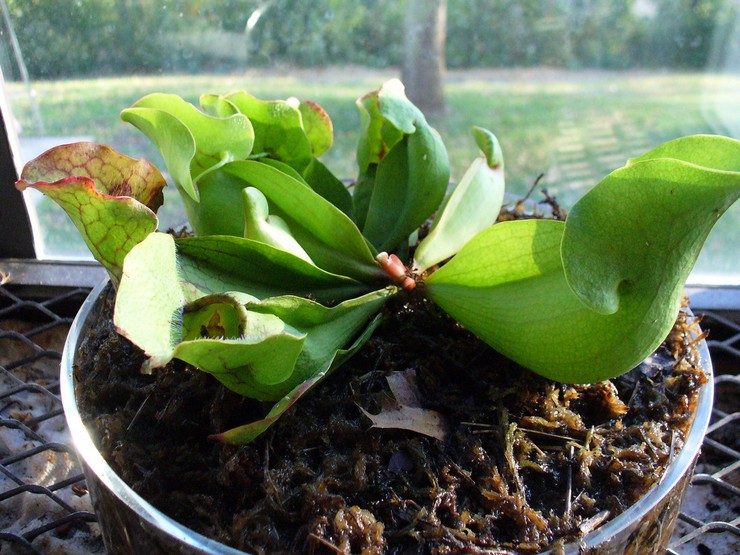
[62,280,711,555]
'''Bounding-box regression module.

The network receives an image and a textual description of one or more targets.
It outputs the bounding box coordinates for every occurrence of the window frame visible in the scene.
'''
[0,79,106,288]
[0,79,34,259]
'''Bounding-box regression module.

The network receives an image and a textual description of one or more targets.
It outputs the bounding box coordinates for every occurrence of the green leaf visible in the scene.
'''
[237,288,393,399]
[298,100,333,157]
[113,232,369,370]
[213,314,382,444]
[140,287,393,444]
[177,161,307,238]
[355,79,409,172]
[211,290,391,444]
[563,137,740,316]
[425,220,614,382]
[224,160,384,282]
[354,79,450,253]
[211,375,319,444]
[242,187,314,263]
[113,232,186,370]
[251,288,393,379]
[199,93,239,117]
[120,107,198,201]
[259,157,311,185]
[225,91,314,172]
[16,143,165,287]
[426,137,740,383]
[119,266,307,395]
[303,158,353,216]
[122,93,254,201]
[363,125,449,254]
[173,315,306,395]
[351,165,376,231]
[174,234,370,304]
[178,167,247,236]
[413,129,505,273]
[353,80,418,228]
[114,232,383,384]
[627,134,740,172]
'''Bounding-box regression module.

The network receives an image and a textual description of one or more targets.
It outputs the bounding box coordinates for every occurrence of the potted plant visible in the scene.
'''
[16,80,739,554]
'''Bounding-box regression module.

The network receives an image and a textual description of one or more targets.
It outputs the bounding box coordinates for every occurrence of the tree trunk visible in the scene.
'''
[401,0,447,117]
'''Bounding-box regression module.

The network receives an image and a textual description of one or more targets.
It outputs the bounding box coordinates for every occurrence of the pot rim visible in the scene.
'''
[61,280,714,554]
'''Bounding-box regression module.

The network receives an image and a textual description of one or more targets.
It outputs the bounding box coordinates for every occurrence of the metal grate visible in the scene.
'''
[0,284,101,554]
[668,310,740,555]
[0,282,737,554]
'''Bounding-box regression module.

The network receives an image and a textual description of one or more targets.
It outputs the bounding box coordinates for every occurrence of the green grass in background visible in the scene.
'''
[8,68,739,281]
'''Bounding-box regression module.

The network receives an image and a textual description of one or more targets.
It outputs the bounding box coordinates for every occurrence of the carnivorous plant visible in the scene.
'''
[17,80,740,443]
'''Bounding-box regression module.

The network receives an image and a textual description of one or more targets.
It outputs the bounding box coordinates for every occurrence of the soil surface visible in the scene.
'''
[75,285,705,554]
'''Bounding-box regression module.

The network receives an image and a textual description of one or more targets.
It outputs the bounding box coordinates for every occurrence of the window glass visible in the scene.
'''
[2,0,738,283]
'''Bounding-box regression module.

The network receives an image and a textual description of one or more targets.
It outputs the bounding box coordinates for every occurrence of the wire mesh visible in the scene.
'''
[0,282,737,554]
[0,284,101,554]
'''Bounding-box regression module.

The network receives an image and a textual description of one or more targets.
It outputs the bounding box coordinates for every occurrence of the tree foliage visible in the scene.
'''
[3,0,734,79]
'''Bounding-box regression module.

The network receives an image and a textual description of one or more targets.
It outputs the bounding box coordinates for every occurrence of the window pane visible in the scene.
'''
[2,0,738,283]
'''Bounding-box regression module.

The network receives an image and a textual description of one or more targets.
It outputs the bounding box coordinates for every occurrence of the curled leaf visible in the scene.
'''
[472,125,504,169]
[354,79,450,253]
[17,143,165,286]
[563,136,740,316]
[242,187,314,263]
[225,91,315,172]
[426,136,740,383]
[413,128,505,273]
[199,93,240,117]
[211,289,393,444]
[225,160,383,282]
[181,292,255,340]
[122,93,254,203]
[174,326,306,394]
[299,100,333,157]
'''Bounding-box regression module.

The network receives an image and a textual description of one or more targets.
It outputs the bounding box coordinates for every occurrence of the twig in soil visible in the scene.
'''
[436,523,523,555]
[126,393,151,431]
[520,173,545,204]
[540,188,567,220]
[263,437,284,510]
[387,504,429,538]
[626,375,643,409]
[464,422,581,448]
[156,395,174,421]
[462,422,504,437]
[447,459,477,487]
[565,445,574,517]
[659,430,678,486]
[578,510,610,535]
[461,421,494,430]
[517,427,579,443]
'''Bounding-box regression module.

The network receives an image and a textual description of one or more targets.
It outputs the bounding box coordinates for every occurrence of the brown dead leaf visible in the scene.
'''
[360,405,450,441]
[386,370,424,407]
[359,370,450,441]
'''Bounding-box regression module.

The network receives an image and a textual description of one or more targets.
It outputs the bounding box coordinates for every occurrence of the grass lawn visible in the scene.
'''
[8,67,739,281]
